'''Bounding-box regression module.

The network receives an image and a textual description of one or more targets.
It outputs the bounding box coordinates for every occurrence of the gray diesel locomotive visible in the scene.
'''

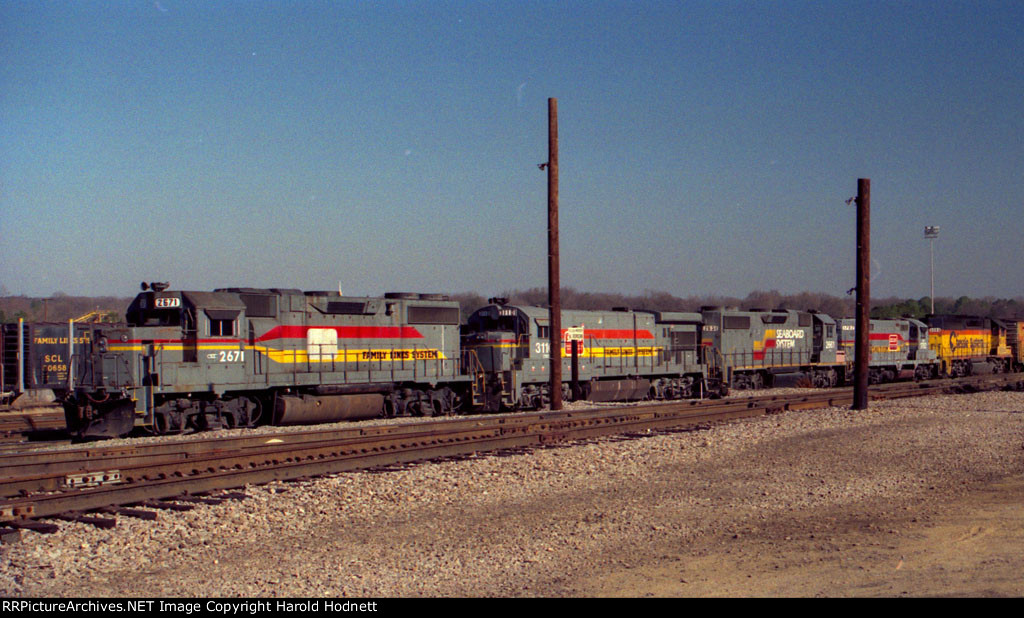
[2,286,727,437]
[702,307,940,389]
[462,300,726,410]
[5,285,468,437]
[1,286,965,439]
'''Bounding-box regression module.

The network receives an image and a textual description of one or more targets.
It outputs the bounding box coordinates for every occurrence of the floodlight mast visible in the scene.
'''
[924,226,940,314]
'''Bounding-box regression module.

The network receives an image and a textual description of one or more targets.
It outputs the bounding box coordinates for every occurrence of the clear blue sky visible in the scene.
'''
[2,0,1021,300]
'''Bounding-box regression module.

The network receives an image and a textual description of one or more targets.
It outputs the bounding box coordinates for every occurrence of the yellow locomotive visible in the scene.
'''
[926,315,1017,377]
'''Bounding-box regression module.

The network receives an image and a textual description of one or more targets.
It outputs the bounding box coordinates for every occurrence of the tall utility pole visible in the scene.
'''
[547,98,562,411]
[924,226,939,314]
[853,179,870,410]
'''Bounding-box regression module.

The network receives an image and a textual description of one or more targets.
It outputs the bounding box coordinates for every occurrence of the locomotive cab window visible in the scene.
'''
[205,310,239,337]
[209,319,235,337]
[129,306,182,327]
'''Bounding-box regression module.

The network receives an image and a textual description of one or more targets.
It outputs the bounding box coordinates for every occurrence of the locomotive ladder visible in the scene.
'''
[0,323,25,401]
[460,350,488,407]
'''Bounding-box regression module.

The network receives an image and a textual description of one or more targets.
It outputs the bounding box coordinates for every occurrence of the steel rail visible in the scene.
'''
[0,391,822,478]
[1,372,1021,525]
[0,402,770,522]
[0,372,1018,483]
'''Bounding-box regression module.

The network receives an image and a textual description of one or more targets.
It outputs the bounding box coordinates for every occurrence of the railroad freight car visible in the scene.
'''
[0,321,94,406]
[56,285,471,437]
[835,317,938,383]
[462,300,724,410]
[700,307,843,388]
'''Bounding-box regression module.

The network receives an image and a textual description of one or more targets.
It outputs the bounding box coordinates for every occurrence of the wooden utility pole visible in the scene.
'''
[853,178,870,410]
[547,98,562,411]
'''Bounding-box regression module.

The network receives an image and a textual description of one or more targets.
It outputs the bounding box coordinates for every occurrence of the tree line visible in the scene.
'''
[0,294,127,324]
[447,288,1024,321]
[3,289,1022,324]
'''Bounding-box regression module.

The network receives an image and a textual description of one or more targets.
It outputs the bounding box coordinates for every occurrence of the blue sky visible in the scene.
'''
[1,0,1021,300]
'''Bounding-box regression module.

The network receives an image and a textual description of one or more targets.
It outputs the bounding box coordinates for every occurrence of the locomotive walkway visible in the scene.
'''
[1,373,1022,537]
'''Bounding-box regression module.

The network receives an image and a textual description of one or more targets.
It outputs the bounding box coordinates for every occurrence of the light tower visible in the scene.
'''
[924,226,940,314]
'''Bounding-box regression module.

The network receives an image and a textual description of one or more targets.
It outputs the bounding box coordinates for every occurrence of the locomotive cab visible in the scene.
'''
[810,312,839,364]
[69,288,252,437]
[463,302,528,373]
[906,318,934,361]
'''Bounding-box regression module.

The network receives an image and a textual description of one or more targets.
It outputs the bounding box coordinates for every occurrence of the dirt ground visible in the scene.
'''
[4,394,1023,598]
[578,474,1024,597]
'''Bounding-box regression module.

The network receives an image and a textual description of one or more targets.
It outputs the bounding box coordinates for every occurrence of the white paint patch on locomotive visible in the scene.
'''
[307,328,338,361]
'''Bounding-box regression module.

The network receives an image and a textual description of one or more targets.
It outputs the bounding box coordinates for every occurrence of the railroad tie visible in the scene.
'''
[49,512,118,529]
[137,500,194,512]
[5,520,59,534]
[96,506,159,521]
[166,496,223,505]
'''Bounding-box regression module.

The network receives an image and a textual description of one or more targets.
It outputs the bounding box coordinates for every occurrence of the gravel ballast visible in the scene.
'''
[2,390,1023,597]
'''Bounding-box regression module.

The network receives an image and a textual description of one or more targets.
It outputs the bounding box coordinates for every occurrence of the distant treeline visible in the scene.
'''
[868,296,1024,320]
[449,288,1024,322]
[0,294,128,324]
[2,289,1022,324]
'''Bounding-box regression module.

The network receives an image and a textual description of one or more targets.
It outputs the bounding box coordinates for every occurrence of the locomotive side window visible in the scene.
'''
[205,310,239,337]
[209,319,235,337]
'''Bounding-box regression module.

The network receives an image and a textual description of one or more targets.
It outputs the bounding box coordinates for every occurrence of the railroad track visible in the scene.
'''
[1,372,1022,538]
[0,406,65,443]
